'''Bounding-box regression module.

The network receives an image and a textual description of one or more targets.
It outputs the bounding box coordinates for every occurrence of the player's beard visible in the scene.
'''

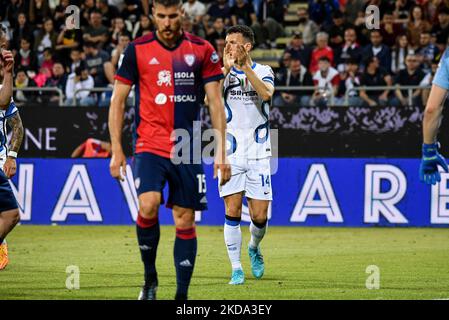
[158,20,182,44]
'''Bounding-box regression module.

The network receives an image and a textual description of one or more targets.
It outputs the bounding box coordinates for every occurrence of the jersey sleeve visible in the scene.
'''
[114,43,138,85]
[260,65,275,86]
[3,101,17,118]
[433,48,449,90]
[202,41,224,84]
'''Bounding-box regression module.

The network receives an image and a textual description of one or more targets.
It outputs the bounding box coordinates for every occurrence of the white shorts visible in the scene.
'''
[219,157,272,200]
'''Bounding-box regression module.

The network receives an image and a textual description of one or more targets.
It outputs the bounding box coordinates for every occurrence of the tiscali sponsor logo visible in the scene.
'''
[154,94,196,104]
[169,95,196,102]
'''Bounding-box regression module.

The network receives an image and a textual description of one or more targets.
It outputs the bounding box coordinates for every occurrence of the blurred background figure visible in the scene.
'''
[71,138,111,158]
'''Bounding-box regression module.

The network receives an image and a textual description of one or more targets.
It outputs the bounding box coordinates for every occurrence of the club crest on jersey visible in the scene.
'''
[157,70,172,86]
[210,51,219,63]
[184,54,196,67]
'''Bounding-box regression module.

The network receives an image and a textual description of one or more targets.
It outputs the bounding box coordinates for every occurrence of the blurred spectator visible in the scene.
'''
[182,0,206,27]
[53,0,70,29]
[359,56,392,107]
[353,9,370,47]
[39,47,55,76]
[308,0,340,26]
[342,0,366,23]
[420,58,439,104]
[33,17,57,62]
[309,32,334,74]
[15,37,38,72]
[29,0,50,30]
[133,14,153,39]
[334,27,362,73]
[84,41,114,87]
[44,61,68,104]
[11,12,33,51]
[215,38,225,65]
[417,31,440,74]
[392,53,426,107]
[68,48,83,74]
[311,56,339,107]
[14,68,39,104]
[261,0,286,48]
[391,34,413,74]
[65,64,96,106]
[206,17,226,51]
[406,5,432,48]
[81,0,97,26]
[335,58,364,107]
[274,56,313,107]
[431,6,449,53]
[83,10,109,48]
[71,138,111,158]
[3,0,26,30]
[111,33,131,69]
[297,7,319,46]
[121,0,143,23]
[205,0,231,26]
[96,0,120,28]
[183,17,205,37]
[230,0,263,46]
[361,30,391,73]
[394,0,414,23]
[55,26,83,68]
[321,10,352,50]
[110,17,131,48]
[284,32,312,70]
[278,51,292,69]
[380,10,404,48]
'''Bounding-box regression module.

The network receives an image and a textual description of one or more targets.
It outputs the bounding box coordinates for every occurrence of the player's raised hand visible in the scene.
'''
[0,50,14,74]
[223,43,235,71]
[419,142,449,185]
[110,149,127,181]
[3,157,17,179]
[235,44,250,69]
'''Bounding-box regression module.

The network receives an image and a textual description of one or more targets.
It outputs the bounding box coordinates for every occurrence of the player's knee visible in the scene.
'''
[174,209,195,229]
[139,201,159,219]
[6,209,20,226]
[251,210,268,224]
[226,205,242,218]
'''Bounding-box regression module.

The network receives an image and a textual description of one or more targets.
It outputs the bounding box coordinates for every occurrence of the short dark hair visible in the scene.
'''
[440,6,449,15]
[346,57,358,65]
[153,0,182,7]
[318,56,330,63]
[226,25,255,46]
[370,29,382,36]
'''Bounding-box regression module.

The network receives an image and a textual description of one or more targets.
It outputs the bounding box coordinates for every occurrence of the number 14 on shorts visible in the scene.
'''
[259,174,270,187]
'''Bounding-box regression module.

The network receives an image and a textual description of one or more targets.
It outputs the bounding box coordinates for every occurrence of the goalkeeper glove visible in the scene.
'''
[419,142,449,185]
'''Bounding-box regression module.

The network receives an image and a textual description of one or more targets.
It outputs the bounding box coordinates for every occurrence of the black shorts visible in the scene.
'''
[132,152,207,211]
[0,169,18,213]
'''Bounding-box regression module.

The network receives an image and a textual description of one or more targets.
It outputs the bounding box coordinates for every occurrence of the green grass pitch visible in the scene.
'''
[1,225,449,300]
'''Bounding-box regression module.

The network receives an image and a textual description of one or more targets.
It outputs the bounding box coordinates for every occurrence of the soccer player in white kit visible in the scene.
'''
[219,25,275,285]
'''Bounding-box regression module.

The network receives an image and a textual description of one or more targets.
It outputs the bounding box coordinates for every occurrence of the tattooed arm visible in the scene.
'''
[3,112,24,178]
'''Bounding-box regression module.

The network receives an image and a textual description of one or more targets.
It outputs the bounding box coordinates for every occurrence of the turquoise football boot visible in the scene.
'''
[229,268,245,285]
[248,246,264,279]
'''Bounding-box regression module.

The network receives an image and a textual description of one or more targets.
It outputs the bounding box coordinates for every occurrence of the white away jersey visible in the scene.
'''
[0,85,17,162]
[223,62,274,159]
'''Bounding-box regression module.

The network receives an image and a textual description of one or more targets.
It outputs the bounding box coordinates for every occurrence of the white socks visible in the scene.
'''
[249,220,267,250]
[224,220,242,270]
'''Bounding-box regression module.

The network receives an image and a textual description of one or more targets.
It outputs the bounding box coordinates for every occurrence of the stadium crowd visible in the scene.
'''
[0,0,448,107]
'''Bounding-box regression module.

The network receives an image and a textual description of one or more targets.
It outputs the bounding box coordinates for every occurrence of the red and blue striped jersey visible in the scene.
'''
[115,31,224,158]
